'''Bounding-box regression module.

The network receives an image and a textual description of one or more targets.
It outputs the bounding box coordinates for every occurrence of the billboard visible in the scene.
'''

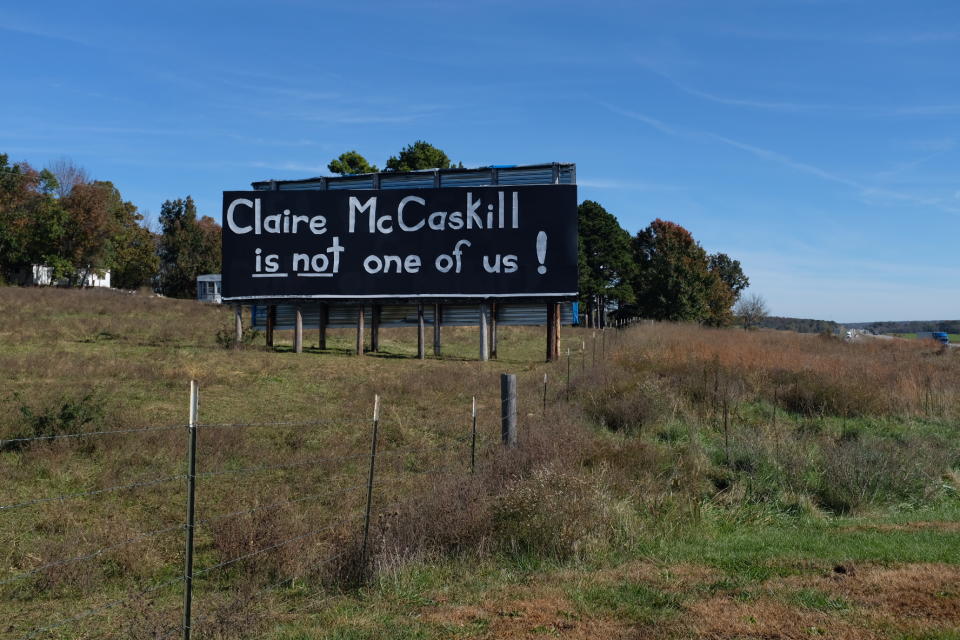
[221,185,577,300]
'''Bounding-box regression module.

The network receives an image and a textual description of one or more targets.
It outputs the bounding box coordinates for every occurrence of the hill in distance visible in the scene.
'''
[845,320,960,334]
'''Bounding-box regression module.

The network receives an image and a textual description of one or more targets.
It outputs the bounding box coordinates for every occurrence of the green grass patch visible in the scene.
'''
[569,580,683,625]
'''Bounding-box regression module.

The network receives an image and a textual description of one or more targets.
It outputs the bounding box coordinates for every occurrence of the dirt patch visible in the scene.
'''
[421,594,637,639]
[783,563,960,626]
[686,596,880,639]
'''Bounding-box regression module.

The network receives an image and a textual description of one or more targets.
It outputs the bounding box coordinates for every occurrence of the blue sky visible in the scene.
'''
[2,0,958,322]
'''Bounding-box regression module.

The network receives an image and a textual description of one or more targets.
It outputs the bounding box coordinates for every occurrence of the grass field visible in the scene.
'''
[892,332,960,343]
[1,287,958,639]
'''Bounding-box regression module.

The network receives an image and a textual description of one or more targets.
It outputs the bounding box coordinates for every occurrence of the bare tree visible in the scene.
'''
[734,292,769,330]
[47,157,89,199]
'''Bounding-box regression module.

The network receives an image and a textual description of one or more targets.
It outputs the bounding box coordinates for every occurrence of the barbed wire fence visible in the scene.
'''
[0,329,616,639]
[0,385,527,639]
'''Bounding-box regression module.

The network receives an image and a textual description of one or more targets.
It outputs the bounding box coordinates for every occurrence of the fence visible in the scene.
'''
[0,328,620,639]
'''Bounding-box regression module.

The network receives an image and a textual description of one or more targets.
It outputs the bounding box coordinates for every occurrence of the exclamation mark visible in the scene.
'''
[536,231,547,274]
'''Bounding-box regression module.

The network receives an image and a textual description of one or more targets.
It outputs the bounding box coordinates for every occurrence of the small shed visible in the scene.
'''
[197,274,222,303]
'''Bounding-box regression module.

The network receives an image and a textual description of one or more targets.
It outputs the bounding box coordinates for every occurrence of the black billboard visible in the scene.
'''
[221,185,578,301]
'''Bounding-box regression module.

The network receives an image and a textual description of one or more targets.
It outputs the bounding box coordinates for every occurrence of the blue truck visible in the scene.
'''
[917,331,950,344]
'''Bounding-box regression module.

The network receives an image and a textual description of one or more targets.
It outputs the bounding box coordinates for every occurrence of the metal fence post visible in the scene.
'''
[361,395,381,572]
[182,380,199,640]
[501,374,517,447]
[566,348,571,400]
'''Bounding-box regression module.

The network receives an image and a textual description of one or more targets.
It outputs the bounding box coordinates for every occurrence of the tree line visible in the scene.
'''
[0,153,219,297]
[2,142,756,326]
[330,143,754,328]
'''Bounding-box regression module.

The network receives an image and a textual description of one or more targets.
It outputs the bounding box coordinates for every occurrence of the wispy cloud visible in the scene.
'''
[639,63,960,118]
[643,65,832,113]
[873,150,950,181]
[602,102,960,216]
[0,22,95,48]
[718,26,960,46]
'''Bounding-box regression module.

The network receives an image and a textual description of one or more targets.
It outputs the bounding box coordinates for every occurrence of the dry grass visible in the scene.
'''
[0,289,958,638]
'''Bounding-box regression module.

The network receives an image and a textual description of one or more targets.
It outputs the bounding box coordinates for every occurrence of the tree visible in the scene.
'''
[106,193,159,289]
[327,150,378,176]
[577,200,635,327]
[385,141,459,172]
[60,181,120,284]
[708,253,748,300]
[0,154,67,281]
[631,219,716,322]
[157,196,221,298]
[47,157,89,199]
[704,253,747,327]
[734,293,769,330]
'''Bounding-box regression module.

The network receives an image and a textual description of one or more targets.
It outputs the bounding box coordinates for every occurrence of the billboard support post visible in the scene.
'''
[294,304,303,353]
[356,305,364,356]
[433,304,442,357]
[479,303,490,362]
[233,305,242,350]
[417,304,425,359]
[318,303,327,350]
[371,304,381,352]
[490,303,498,359]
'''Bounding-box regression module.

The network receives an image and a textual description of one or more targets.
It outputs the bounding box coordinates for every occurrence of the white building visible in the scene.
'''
[196,274,222,303]
[21,265,110,288]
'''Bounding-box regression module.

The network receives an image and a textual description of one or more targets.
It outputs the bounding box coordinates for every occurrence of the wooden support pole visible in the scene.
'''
[356,304,364,355]
[265,304,275,348]
[553,302,561,361]
[500,373,517,447]
[546,303,557,362]
[417,303,425,360]
[294,304,303,354]
[433,304,442,357]
[371,304,381,352]
[490,302,498,359]
[233,304,242,350]
[479,303,490,362]
[318,303,327,350]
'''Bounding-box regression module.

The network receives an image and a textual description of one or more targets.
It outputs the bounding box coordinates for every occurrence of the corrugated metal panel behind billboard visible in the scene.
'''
[379,172,436,189]
[277,181,324,191]
[440,170,495,188]
[497,166,556,185]
[326,176,374,190]
[253,163,575,191]
[251,303,572,330]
